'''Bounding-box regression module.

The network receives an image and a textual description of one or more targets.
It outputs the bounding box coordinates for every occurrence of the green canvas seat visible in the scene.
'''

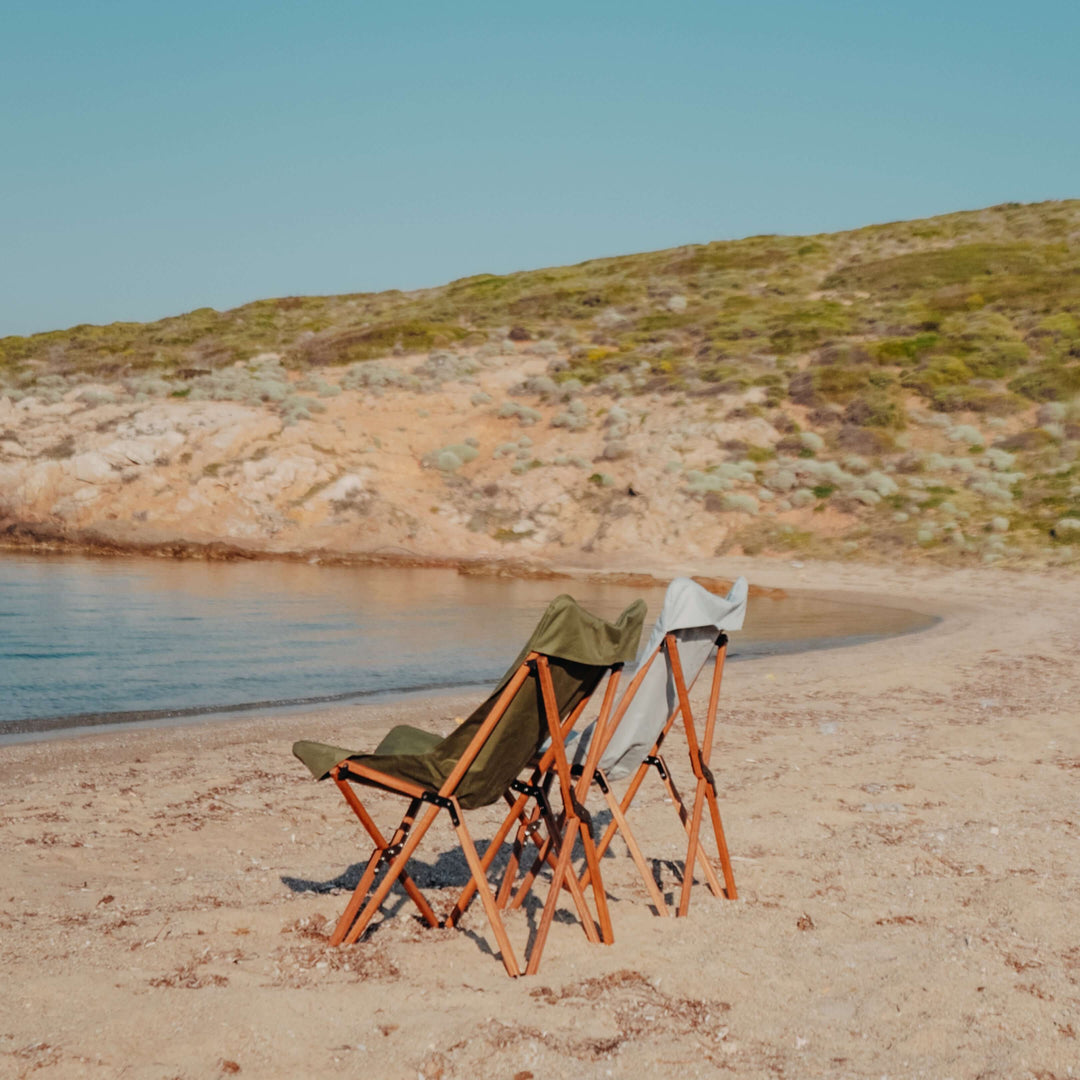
[291,593,645,976]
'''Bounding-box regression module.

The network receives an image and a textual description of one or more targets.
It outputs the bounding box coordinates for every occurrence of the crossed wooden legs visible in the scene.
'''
[325,660,623,977]
[583,634,737,915]
[327,772,523,975]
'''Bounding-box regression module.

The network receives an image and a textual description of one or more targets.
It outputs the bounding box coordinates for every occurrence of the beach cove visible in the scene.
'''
[0,552,935,735]
[2,556,1078,1079]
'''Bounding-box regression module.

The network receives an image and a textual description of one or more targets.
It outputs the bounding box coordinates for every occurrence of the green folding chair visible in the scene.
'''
[292,594,645,977]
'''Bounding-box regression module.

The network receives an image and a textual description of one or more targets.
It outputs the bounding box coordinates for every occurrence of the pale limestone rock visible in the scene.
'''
[21,461,65,502]
[314,474,369,504]
[101,437,169,467]
[71,452,115,484]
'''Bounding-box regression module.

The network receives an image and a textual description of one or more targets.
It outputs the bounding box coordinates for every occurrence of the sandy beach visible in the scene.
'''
[2,557,1079,1080]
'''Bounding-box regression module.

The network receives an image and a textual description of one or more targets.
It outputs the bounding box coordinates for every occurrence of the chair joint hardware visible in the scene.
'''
[645,755,668,780]
[511,780,545,800]
[591,771,610,795]
[419,791,460,826]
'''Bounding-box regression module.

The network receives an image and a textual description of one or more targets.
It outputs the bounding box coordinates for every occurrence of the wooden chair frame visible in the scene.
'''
[323,652,623,977]
[490,649,661,926]
[503,630,737,926]
[584,630,738,916]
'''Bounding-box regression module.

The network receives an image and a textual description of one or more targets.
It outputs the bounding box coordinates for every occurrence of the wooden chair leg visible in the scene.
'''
[496,802,539,908]
[579,785,668,917]
[593,759,651,863]
[506,802,579,912]
[335,779,440,928]
[525,816,581,976]
[447,791,530,925]
[663,767,726,898]
[329,842,392,946]
[342,804,441,945]
[507,816,556,912]
[678,778,709,917]
[704,783,737,900]
[577,814,613,944]
[454,812,521,977]
[329,797,423,946]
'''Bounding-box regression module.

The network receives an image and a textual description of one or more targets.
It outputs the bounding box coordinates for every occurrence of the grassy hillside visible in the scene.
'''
[3,199,1080,565]
[2,200,1078,398]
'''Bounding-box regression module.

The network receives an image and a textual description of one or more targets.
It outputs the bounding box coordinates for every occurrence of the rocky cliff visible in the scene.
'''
[1,340,1077,569]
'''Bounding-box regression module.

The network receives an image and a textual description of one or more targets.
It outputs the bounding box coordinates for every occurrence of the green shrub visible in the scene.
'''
[930,386,1024,414]
[872,334,940,365]
[900,356,973,396]
[813,365,874,403]
[843,394,906,428]
[1009,364,1080,402]
[963,341,1029,378]
[744,445,774,463]
[299,322,469,365]
[823,243,1052,294]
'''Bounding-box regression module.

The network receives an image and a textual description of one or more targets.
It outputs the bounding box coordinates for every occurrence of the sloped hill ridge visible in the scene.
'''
[1,199,1079,568]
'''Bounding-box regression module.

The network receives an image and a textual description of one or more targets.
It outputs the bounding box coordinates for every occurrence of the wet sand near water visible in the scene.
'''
[1,558,1078,1079]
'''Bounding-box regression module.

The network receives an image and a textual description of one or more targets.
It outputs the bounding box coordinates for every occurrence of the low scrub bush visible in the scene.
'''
[422,442,480,471]
[685,471,733,495]
[298,321,468,365]
[930,386,1024,414]
[341,361,418,391]
[280,395,325,425]
[1009,363,1080,402]
[498,402,541,425]
[550,410,588,430]
[861,470,899,497]
[834,425,895,454]
[843,393,906,428]
[722,493,759,513]
[763,467,797,493]
[297,374,341,397]
[413,350,479,383]
[518,375,559,396]
[946,424,985,446]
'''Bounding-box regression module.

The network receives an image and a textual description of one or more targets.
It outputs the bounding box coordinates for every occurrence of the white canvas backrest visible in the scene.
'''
[595,576,748,781]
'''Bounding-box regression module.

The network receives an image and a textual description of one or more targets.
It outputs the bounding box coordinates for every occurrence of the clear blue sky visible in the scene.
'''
[2,0,1077,337]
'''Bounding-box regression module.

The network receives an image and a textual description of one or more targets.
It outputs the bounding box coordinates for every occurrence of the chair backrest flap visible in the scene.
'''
[434,595,646,808]
[594,577,747,781]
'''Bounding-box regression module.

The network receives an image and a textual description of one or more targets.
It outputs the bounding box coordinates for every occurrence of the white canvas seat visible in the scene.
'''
[511,577,748,922]
[575,576,748,916]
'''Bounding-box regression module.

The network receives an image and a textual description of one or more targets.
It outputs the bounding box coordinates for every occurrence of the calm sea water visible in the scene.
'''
[0,553,935,736]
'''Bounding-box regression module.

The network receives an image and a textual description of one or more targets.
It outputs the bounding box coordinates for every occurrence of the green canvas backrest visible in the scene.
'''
[294,595,646,810]
[429,595,647,807]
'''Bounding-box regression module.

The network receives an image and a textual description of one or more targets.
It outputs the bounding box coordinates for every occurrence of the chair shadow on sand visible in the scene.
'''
[279,804,704,957]
[282,844,575,961]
